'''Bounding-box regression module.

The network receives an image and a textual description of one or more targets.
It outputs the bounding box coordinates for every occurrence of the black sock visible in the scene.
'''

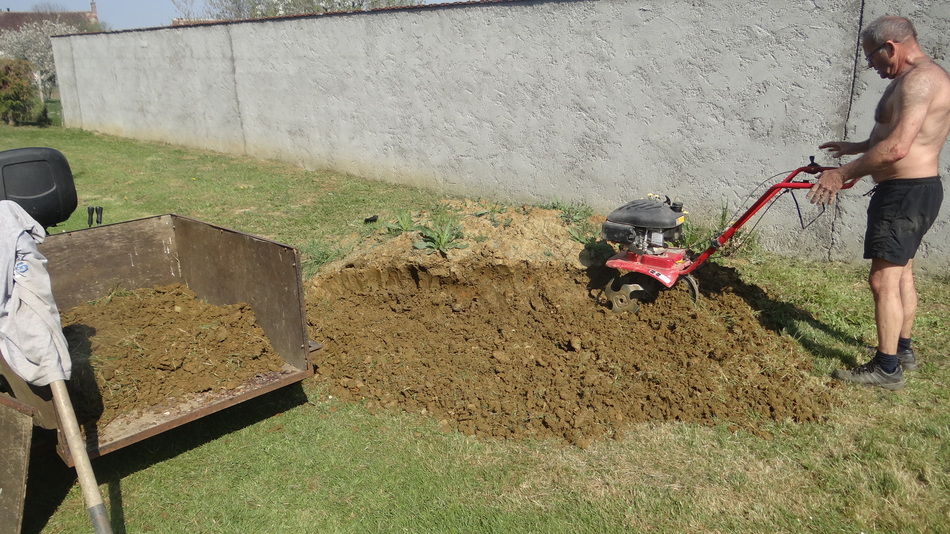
[873,350,899,374]
[898,337,912,352]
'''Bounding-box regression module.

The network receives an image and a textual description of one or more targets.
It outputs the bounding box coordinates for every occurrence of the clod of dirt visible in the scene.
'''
[306,202,839,446]
[60,284,285,428]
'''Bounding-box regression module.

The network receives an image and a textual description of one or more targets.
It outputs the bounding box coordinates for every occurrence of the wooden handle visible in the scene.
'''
[50,380,113,534]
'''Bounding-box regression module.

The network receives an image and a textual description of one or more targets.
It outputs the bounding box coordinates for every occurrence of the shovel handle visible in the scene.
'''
[50,380,113,534]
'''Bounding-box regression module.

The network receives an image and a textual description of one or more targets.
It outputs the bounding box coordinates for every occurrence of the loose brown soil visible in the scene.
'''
[59,201,840,447]
[60,284,285,428]
[305,202,839,447]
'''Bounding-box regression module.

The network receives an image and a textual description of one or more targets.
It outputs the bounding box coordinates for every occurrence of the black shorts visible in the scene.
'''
[865,176,944,266]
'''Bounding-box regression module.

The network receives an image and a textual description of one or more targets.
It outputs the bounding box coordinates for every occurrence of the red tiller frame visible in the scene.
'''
[605,163,858,286]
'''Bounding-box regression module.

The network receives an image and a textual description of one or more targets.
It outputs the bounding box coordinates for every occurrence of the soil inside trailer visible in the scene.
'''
[60,284,286,428]
[305,202,841,447]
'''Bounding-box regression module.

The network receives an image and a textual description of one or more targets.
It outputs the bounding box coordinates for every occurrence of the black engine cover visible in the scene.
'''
[601,199,684,246]
[606,199,681,228]
[0,147,77,228]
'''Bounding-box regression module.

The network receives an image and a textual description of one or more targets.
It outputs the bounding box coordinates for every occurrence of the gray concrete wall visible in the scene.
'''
[51,0,950,267]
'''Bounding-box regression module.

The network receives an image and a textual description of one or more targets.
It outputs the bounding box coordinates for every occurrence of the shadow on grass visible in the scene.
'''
[22,382,310,534]
[694,261,864,366]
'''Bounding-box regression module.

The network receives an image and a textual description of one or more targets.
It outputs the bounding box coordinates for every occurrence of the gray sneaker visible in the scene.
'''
[862,346,918,371]
[897,349,918,371]
[832,362,905,390]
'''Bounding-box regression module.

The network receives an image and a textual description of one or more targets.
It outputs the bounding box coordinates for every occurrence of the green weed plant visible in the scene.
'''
[413,210,468,256]
[385,209,421,235]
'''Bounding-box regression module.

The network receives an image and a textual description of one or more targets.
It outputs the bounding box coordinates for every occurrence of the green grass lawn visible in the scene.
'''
[3,125,949,533]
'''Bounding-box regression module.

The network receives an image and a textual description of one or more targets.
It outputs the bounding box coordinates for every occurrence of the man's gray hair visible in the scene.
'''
[862,16,917,45]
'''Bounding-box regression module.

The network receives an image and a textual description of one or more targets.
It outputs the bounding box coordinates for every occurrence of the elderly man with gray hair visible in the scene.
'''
[807,15,950,389]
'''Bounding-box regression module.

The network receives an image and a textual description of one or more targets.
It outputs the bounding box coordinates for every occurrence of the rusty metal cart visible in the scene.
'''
[0,149,315,533]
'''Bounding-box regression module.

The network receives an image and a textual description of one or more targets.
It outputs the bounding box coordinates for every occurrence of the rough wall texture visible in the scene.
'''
[51,0,950,267]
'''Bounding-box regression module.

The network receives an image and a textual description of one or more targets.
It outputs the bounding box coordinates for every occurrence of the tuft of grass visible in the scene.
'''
[548,199,616,264]
[298,240,343,279]
[566,218,616,265]
[676,200,767,265]
[545,198,595,225]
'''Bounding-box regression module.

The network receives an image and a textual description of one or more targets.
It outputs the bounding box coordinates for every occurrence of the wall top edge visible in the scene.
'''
[50,0,586,39]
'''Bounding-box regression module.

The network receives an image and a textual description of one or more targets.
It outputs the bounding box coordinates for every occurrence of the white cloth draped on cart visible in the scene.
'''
[0,200,71,386]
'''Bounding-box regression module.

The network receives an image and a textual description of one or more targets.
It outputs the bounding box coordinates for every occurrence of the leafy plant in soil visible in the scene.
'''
[413,212,468,256]
[385,209,422,235]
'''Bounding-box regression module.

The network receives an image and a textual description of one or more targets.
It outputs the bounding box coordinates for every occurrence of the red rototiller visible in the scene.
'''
[600,157,857,313]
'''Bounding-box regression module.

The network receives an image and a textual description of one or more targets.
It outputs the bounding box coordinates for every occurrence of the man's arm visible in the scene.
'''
[818,139,870,158]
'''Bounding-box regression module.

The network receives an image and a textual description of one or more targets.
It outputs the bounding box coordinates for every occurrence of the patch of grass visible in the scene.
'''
[298,239,344,279]
[566,218,615,265]
[44,99,63,126]
[682,202,760,256]
[679,217,706,250]
[0,126,446,270]
[91,285,135,305]
[545,198,595,225]
[547,199,615,264]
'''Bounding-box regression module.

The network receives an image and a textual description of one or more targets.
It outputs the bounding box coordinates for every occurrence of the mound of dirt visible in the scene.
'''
[306,201,839,447]
[60,284,285,428]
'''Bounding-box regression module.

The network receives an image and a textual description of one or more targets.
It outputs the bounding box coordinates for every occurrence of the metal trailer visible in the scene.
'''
[0,214,315,533]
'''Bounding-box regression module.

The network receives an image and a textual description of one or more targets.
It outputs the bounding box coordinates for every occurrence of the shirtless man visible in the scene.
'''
[806,15,950,390]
